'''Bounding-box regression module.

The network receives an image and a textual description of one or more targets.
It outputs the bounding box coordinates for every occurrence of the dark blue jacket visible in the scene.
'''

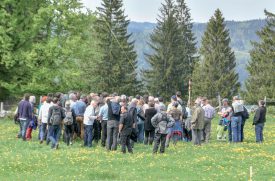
[18,100,32,121]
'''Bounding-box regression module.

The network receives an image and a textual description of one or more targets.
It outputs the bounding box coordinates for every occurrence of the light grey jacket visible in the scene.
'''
[151,111,175,134]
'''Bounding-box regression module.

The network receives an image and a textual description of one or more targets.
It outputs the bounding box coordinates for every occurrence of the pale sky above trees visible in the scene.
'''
[82,0,275,23]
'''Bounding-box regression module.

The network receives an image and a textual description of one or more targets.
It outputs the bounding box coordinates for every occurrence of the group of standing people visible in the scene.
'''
[15,91,267,154]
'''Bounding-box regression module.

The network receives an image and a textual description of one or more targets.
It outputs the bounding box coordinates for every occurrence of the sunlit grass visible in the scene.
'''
[0,114,274,180]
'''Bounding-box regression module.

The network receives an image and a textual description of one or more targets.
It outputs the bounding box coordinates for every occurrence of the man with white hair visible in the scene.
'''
[83,100,98,147]
[191,98,205,145]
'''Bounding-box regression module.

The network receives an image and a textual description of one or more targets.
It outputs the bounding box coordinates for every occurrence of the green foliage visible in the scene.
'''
[144,0,197,99]
[244,10,275,104]
[94,0,140,95]
[192,9,240,100]
[0,0,101,98]
[128,20,266,88]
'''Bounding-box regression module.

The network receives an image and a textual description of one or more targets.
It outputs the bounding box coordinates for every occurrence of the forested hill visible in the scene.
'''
[128,19,266,85]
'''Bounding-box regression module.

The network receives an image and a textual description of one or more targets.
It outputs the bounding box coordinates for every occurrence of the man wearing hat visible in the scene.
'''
[231,96,244,142]
[167,95,182,113]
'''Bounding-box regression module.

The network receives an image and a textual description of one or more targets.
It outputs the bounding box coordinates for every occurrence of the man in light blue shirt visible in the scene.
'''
[99,100,109,147]
[72,95,87,139]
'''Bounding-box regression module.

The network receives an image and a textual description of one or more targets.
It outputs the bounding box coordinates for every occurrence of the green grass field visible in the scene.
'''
[0,115,274,181]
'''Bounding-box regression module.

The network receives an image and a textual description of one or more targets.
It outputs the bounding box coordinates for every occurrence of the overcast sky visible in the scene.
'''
[81,0,274,23]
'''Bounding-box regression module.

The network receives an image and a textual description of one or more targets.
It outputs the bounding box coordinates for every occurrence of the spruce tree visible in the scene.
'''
[244,10,275,103]
[174,0,197,97]
[192,9,240,99]
[95,0,139,95]
[144,0,183,99]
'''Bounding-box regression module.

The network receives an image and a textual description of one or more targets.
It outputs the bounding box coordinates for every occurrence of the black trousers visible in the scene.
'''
[101,120,107,147]
[153,133,167,153]
[64,124,74,145]
[120,132,133,153]
[93,120,101,143]
[144,130,155,145]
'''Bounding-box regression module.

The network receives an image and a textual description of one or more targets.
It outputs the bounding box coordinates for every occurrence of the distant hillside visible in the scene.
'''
[128,19,266,85]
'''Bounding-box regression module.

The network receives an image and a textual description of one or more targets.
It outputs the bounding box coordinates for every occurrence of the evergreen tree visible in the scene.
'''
[174,0,197,97]
[192,9,240,99]
[95,0,139,95]
[144,0,182,99]
[244,10,275,103]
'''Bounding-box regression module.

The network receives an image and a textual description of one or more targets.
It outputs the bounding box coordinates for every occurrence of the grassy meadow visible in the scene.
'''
[0,113,274,181]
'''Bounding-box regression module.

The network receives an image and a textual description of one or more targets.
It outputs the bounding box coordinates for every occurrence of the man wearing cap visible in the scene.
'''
[191,98,205,145]
[167,95,182,113]
[231,96,244,142]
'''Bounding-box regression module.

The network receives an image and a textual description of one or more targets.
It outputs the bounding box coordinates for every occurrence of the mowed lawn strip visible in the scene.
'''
[0,115,274,181]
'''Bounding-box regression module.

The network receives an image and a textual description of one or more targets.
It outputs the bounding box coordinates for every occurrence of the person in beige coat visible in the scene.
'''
[191,98,205,145]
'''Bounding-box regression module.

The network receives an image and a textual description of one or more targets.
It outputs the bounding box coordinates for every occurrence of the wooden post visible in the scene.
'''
[188,79,192,107]
[218,93,221,111]
[264,96,267,106]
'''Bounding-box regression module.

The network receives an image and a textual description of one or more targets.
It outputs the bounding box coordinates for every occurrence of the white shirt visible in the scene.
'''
[83,105,97,125]
[38,102,51,123]
[186,107,192,118]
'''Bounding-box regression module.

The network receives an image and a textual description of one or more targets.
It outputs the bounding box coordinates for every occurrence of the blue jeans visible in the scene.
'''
[20,119,30,140]
[137,122,144,143]
[84,124,93,147]
[49,125,61,148]
[39,123,47,141]
[231,116,242,142]
[255,123,264,142]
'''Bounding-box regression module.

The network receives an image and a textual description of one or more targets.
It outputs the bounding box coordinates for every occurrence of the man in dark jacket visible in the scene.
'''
[144,102,157,145]
[47,97,65,149]
[253,100,266,143]
[106,96,121,151]
[17,94,32,141]
[119,106,134,153]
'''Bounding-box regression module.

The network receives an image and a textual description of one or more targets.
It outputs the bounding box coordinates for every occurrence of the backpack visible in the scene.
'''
[242,106,249,120]
[181,106,188,119]
[50,107,62,125]
[64,109,73,125]
[111,102,121,116]
[178,101,188,119]
[158,112,169,133]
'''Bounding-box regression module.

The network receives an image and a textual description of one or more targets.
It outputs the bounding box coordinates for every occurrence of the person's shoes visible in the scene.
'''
[70,142,73,145]
[46,140,50,145]
[54,143,59,150]
[40,140,43,144]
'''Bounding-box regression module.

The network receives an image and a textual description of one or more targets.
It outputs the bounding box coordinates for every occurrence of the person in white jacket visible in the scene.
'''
[83,100,98,147]
[38,97,52,144]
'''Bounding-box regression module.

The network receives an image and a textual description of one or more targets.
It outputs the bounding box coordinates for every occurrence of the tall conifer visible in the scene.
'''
[244,10,275,103]
[192,9,240,99]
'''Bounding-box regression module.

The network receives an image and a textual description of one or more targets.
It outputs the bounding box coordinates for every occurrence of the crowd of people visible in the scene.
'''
[14,91,267,154]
